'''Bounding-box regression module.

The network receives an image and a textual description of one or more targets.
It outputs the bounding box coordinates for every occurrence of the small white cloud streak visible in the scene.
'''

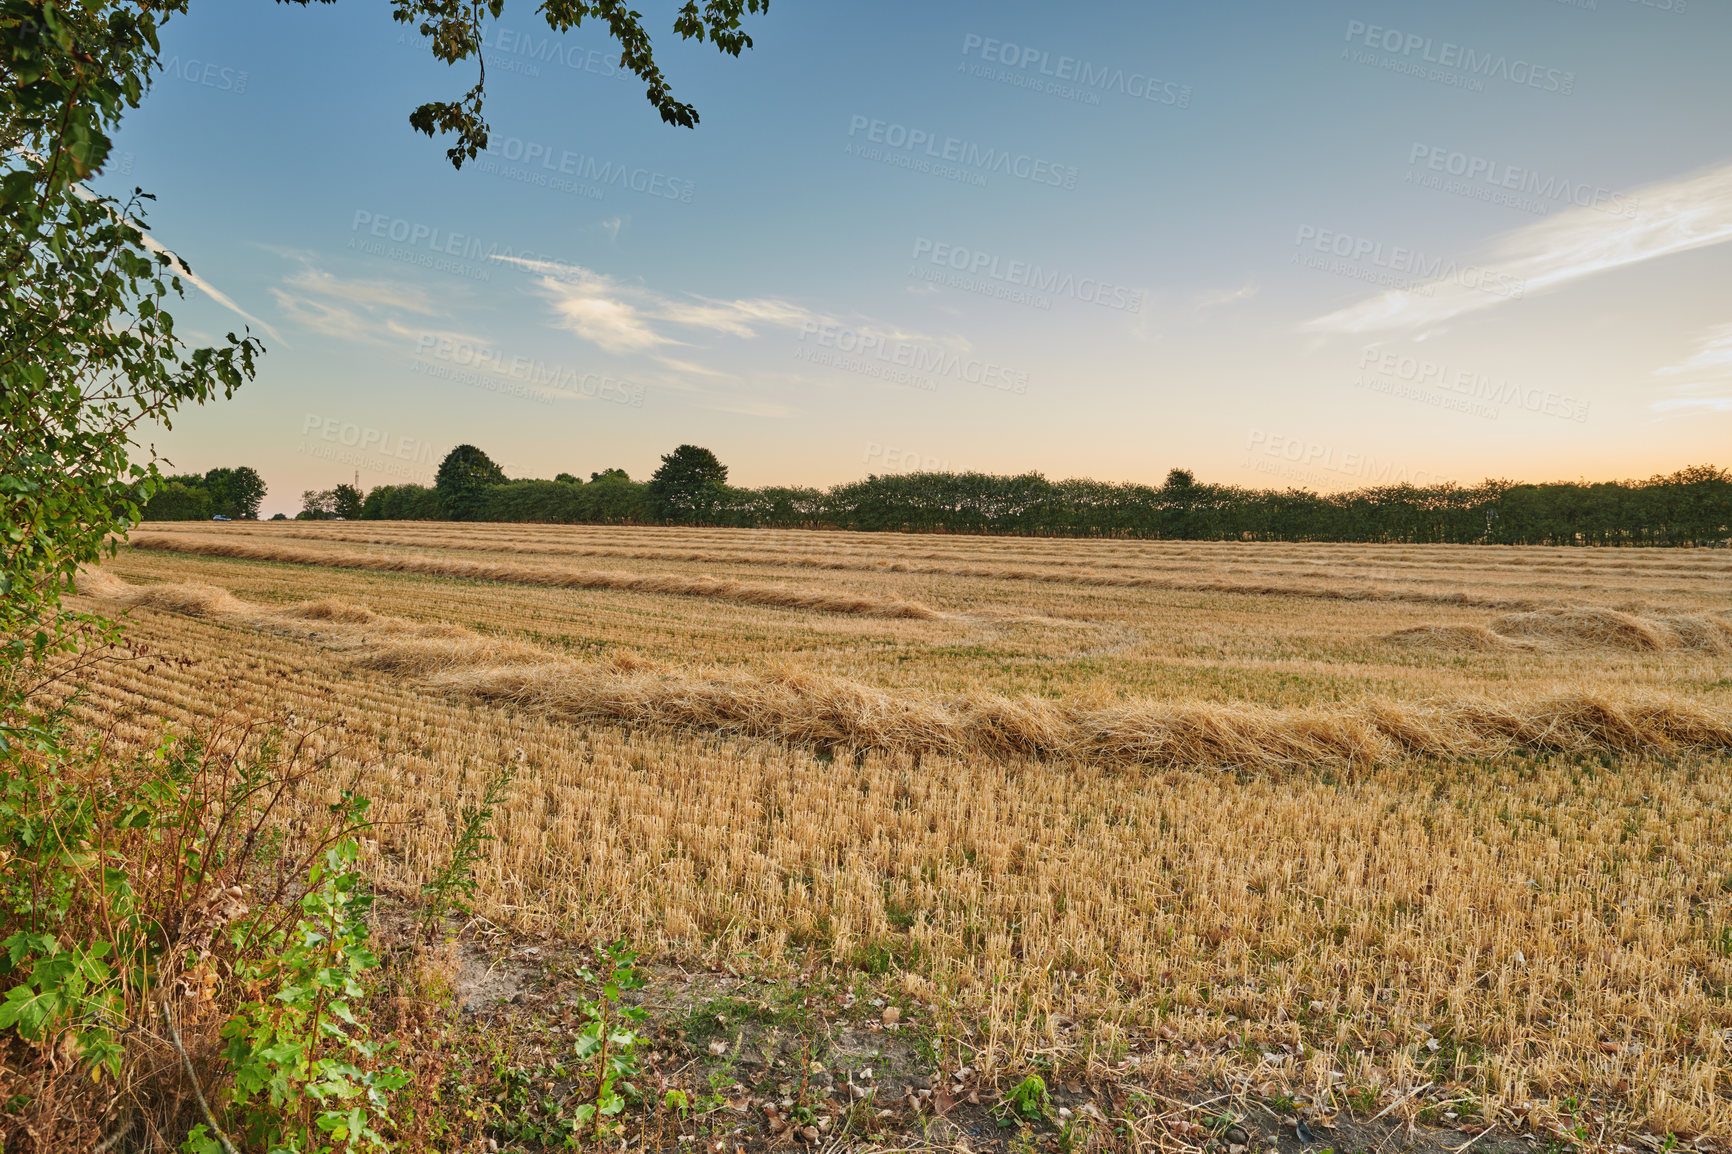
[1306,161,1732,334]
[1192,282,1259,312]
[1649,322,1732,413]
[1652,396,1732,412]
[283,268,441,316]
[493,256,934,354]
[1656,322,1732,378]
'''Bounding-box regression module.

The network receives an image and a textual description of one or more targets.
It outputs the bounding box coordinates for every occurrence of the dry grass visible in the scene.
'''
[45,525,1732,1138]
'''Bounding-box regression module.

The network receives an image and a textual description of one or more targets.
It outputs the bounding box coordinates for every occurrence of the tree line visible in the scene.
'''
[335,445,1732,547]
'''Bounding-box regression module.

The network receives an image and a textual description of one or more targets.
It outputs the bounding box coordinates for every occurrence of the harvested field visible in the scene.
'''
[51,522,1732,1139]
[76,571,1732,770]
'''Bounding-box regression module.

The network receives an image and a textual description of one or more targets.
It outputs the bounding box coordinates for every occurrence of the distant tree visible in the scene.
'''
[648,445,728,522]
[141,479,212,521]
[298,489,336,520]
[362,483,445,521]
[554,472,579,484]
[204,465,266,519]
[331,483,364,520]
[591,468,630,482]
[1163,468,1195,490]
[269,512,288,521]
[435,444,508,520]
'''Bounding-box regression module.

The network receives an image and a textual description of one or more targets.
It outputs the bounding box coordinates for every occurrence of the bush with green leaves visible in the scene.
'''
[0,706,381,1150]
[185,840,410,1154]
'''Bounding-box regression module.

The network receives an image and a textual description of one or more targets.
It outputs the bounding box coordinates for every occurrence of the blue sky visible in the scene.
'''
[108,0,1732,515]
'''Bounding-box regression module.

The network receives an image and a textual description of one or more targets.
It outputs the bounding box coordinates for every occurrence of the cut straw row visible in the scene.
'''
[125,534,942,619]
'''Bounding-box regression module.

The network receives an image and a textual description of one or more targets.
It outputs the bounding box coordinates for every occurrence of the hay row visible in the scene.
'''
[81,570,1732,771]
[131,530,1580,612]
[124,535,942,620]
[1389,606,1732,654]
[160,520,1732,580]
[190,519,1714,589]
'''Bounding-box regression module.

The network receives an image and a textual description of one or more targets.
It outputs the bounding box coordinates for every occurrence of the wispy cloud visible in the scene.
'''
[494,257,930,354]
[1306,161,1732,334]
[1651,322,1732,412]
[703,396,794,419]
[284,267,440,315]
[271,263,447,345]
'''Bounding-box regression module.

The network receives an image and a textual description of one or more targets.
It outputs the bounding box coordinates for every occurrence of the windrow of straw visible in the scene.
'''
[81,569,535,659]
[1384,624,1537,651]
[146,525,1591,609]
[1491,605,1732,653]
[80,571,1732,772]
[1387,607,1732,653]
[154,520,1732,581]
[125,535,943,620]
[162,519,1732,602]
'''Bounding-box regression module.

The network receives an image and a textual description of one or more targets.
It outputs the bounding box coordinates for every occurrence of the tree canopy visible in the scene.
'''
[647,444,729,521]
[435,443,509,520]
[201,466,266,519]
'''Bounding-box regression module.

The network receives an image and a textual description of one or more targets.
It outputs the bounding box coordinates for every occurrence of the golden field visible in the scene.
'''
[56,521,1732,1138]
